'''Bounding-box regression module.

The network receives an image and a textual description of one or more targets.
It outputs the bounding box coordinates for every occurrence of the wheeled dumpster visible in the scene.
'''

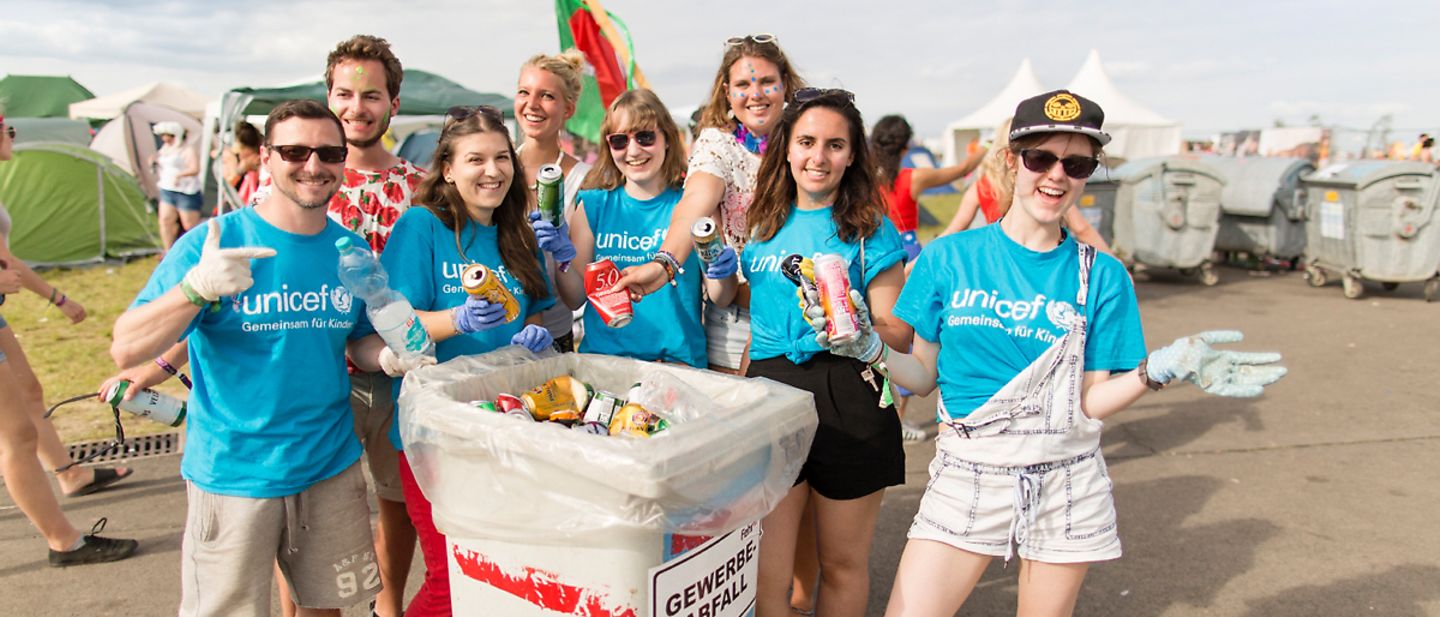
[1300,161,1440,300]
[399,348,817,616]
[1202,156,1314,263]
[1085,156,1227,285]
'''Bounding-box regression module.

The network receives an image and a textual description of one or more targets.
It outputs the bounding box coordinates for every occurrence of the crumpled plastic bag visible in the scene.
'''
[398,347,818,543]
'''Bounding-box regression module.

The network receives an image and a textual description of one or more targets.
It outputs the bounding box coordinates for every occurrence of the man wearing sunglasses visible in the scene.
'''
[110,100,422,617]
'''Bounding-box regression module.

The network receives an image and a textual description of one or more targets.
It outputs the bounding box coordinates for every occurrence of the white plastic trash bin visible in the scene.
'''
[398,348,818,617]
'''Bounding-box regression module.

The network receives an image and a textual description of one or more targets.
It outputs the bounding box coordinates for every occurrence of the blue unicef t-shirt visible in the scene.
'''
[132,208,374,498]
[578,186,706,368]
[741,205,906,364]
[893,224,1147,421]
[380,206,556,449]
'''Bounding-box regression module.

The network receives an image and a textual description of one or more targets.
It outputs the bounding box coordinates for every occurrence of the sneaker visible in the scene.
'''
[901,422,928,443]
[48,518,139,567]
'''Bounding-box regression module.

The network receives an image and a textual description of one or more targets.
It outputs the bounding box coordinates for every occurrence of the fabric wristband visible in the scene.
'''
[180,280,221,313]
[154,357,194,390]
[1136,358,1166,391]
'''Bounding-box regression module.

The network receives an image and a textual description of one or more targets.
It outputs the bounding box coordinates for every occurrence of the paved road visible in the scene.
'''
[3,266,1438,616]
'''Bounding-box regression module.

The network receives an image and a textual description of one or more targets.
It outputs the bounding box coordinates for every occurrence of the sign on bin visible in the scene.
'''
[650,521,760,617]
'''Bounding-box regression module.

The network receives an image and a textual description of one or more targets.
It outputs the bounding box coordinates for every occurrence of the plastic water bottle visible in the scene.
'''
[335,237,436,362]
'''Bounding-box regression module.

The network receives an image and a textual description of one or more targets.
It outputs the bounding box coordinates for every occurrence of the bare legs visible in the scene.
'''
[883,539,1089,617]
[758,484,887,617]
[0,340,82,552]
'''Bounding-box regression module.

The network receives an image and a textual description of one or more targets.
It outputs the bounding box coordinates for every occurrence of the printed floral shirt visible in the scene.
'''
[687,127,760,251]
[249,159,426,254]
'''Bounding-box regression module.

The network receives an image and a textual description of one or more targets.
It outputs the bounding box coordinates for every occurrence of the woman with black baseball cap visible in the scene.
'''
[811,90,1286,615]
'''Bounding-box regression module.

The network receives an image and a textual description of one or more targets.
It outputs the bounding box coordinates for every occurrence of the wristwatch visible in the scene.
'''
[1136,358,1166,391]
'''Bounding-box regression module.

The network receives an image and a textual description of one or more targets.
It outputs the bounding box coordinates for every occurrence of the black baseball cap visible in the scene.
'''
[1009,89,1111,146]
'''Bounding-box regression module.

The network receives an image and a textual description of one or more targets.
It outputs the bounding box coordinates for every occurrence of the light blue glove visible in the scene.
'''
[451,295,507,334]
[510,324,554,353]
[704,246,738,279]
[528,211,577,263]
[1146,330,1286,397]
[807,288,883,364]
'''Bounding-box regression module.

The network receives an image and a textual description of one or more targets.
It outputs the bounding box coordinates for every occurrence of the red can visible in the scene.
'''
[495,393,525,414]
[584,259,634,328]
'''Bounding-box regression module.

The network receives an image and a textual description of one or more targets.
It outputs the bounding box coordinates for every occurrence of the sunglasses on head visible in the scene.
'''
[1018,148,1100,179]
[724,33,777,48]
[605,130,658,150]
[793,87,855,106]
[446,105,503,124]
[271,144,348,164]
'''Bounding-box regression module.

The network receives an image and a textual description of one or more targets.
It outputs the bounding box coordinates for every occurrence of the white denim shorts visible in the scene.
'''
[908,446,1122,564]
[704,302,750,370]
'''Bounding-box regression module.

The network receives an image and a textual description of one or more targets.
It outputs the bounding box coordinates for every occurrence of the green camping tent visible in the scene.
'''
[0,75,95,118]
[0,143,159,266]
[229,69,513,117]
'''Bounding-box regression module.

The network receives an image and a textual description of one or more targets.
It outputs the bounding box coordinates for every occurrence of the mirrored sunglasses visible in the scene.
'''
[605,130,658,150]
[272,144,348,164]
[1019,148,1100,179]
[724,33,777,48]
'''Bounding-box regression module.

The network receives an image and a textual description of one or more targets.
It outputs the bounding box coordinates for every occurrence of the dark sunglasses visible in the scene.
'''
[793,87,855,106]
[271,144,348,164]
[605,130,658,150]
[1019,148,1100,179]
[724,33,777,48]
[446,105,504,125]
[4,126,14,139]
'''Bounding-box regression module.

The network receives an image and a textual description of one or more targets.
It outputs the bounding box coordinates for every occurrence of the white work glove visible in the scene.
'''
[182,218,276,301]
[1145,330,1286,397]
[377,346,436,378]
[807,287,884,364]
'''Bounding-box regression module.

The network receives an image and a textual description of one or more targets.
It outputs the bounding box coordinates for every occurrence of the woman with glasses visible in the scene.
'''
[0,113,139,566]
[709,88,909,617]
[378,105,557,616]
[940,116,1111,253]
[515,51,593,352]
[808,91,1283,616]
[610,33,805,377]
[550,89,733,367]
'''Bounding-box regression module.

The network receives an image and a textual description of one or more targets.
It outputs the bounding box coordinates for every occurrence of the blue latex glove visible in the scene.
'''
[451,295,507,334]
[1146,330,1286,397]
[528,211,577,263]
[807,287,883,364]
[510,324,554,353]
[704,246,738,279]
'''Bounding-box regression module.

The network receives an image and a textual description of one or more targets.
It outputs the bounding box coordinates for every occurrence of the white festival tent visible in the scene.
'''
[69,81,209,120]
[941,59,1046,165]
[1064,49,1181,161]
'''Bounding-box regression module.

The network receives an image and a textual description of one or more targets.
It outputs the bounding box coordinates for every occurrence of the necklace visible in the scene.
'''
[734,123,767,155]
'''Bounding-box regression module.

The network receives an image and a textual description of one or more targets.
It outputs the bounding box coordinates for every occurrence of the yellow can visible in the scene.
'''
[608,402,667,438]
[460,264,520,323]
[520,376,592,422]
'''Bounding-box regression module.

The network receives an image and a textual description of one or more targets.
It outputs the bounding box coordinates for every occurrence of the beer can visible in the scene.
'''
[608,402,666,438]
[469,400,498,413]
[582,390,625,427]
[496,393,525,414]
[505,408,534,421]
[461,264,521,323]
[812,254,860,345]
[536,164,564,227]
[520,376,589,422]
[584,259,633,328]
[103,380,187,427]
[691,216,726,265]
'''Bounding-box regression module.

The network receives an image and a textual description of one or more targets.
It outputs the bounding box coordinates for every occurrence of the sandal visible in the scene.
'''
[63,467,134,497]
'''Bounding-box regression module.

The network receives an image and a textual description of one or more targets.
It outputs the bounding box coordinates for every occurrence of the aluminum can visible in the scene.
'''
[584,259,634,328]
[812,254,860,345]
[582,390,625,427]
[461,264,520,323]
[608,402,666,438]
[505,408,534,421]
[469,400,498,413]
[691,217,726,265]
[520,376,591,422]
[536,163,564,227]
[102,380,187,427]
[495,393,525,414]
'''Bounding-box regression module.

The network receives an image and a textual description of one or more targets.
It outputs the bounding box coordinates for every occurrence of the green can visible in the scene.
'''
[469,400,498,413]
[536,163,564,226]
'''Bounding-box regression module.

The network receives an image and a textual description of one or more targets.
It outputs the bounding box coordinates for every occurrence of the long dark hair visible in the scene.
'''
[412,110,548,300]
[870,114,912,189]
[748,92,885,244]
[696,38,806,132]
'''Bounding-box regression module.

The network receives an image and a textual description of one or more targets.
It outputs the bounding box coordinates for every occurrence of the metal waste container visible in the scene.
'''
[399,348,817,616]
[1085,156,1226,285]
[1300,161,1440,300]
[1202,156,1314,263]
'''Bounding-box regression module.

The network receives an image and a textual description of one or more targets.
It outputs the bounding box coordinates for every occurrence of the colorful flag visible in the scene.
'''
[554,0,650,142]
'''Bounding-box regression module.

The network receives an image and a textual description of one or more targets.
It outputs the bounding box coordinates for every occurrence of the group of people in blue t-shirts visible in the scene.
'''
[90,33,1286,617]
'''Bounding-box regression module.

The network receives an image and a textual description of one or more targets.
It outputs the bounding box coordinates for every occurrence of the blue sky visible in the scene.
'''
[2,0,1435,140]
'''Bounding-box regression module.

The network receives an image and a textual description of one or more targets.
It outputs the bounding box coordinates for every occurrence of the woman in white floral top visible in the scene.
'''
[612,34,806,375]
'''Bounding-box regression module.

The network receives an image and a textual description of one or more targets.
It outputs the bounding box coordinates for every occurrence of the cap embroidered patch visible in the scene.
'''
[1043,93,1081,122]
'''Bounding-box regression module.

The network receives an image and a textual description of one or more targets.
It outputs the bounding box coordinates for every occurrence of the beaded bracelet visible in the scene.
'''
[650,251,684,287]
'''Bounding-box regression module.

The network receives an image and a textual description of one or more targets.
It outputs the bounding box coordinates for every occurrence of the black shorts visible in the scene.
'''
[749,354,905,500]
